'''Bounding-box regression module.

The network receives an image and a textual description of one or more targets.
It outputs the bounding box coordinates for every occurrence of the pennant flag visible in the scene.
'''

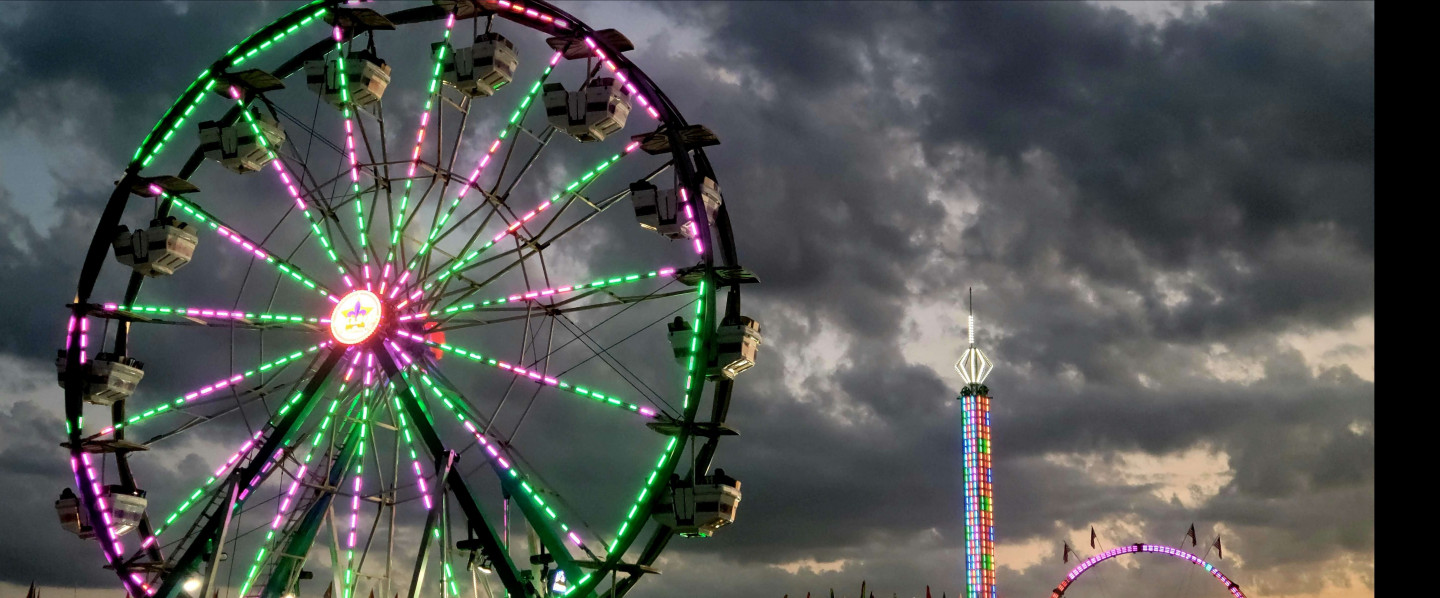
[323,582,334,598]
[1214,535,1223,559]
[26,581,38,598]
[927,585,933,598]
[1063,541,1074,563]
[1090,526,1098,549]
[1185,523,1197,547]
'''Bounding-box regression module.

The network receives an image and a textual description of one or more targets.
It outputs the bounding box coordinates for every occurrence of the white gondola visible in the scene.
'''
[630,181,689,239]
[698,177,724,224]
[667,316,692,364]
[55,486,148,539]
[653,470,742,537]
[113,216,199,277]
[709,317,762,379]
[198,110,285,173]
[544,77,631,142]
[305,49,392,108]
[55,351,146,406]
[441,33,519,97]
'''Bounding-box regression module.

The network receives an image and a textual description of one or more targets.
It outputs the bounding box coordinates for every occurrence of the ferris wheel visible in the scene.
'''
[54,2,761,597]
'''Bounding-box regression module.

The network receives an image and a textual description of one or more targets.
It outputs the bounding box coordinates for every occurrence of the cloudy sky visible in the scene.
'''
[0,2,1372,598]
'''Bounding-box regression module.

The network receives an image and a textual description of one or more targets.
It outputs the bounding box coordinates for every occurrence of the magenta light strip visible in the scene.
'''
[147,430,265,540]
[394,331,657,419]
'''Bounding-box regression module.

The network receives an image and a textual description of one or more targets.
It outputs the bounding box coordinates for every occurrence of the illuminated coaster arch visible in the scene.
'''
[55,1,760,597]
[1050,544,1246,598]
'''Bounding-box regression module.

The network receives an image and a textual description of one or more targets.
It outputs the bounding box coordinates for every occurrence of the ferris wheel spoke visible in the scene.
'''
[91,302,329,331]
[159,191,339,302]
[90,343,327,439]
[382,11,459,275]
[402,266,677,326]
[394,330,658,420]
[143,429,267,544]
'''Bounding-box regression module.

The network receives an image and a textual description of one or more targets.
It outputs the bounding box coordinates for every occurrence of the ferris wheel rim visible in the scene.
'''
[58,1,743,597]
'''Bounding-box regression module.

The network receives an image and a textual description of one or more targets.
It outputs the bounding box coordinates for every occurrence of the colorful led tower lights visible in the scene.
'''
[956,291,995,598]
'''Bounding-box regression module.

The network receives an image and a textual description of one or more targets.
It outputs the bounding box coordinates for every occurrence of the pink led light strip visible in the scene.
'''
[393,331,657,419]
[73,451,148,595]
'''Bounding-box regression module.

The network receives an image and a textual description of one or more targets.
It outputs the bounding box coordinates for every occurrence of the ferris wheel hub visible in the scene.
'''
[330,289,386,345]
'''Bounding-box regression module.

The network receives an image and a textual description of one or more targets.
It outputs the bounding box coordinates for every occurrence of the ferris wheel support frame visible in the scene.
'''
[62,1,749,596]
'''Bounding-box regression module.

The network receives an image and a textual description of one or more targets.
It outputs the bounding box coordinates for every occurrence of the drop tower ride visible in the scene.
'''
[956,290,995,598]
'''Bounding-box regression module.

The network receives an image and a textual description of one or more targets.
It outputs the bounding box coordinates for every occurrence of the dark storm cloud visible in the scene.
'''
[0,2,1371,598]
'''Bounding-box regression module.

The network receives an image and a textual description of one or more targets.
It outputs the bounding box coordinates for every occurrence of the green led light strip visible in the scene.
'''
[341,386,374,598]
[167,194,336,301]
[132,4,328,169]
[94,344,324,437]
[100,303,322,326]
[395,334,658,419]
[386,18,457,267]
[403,266,676,320]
